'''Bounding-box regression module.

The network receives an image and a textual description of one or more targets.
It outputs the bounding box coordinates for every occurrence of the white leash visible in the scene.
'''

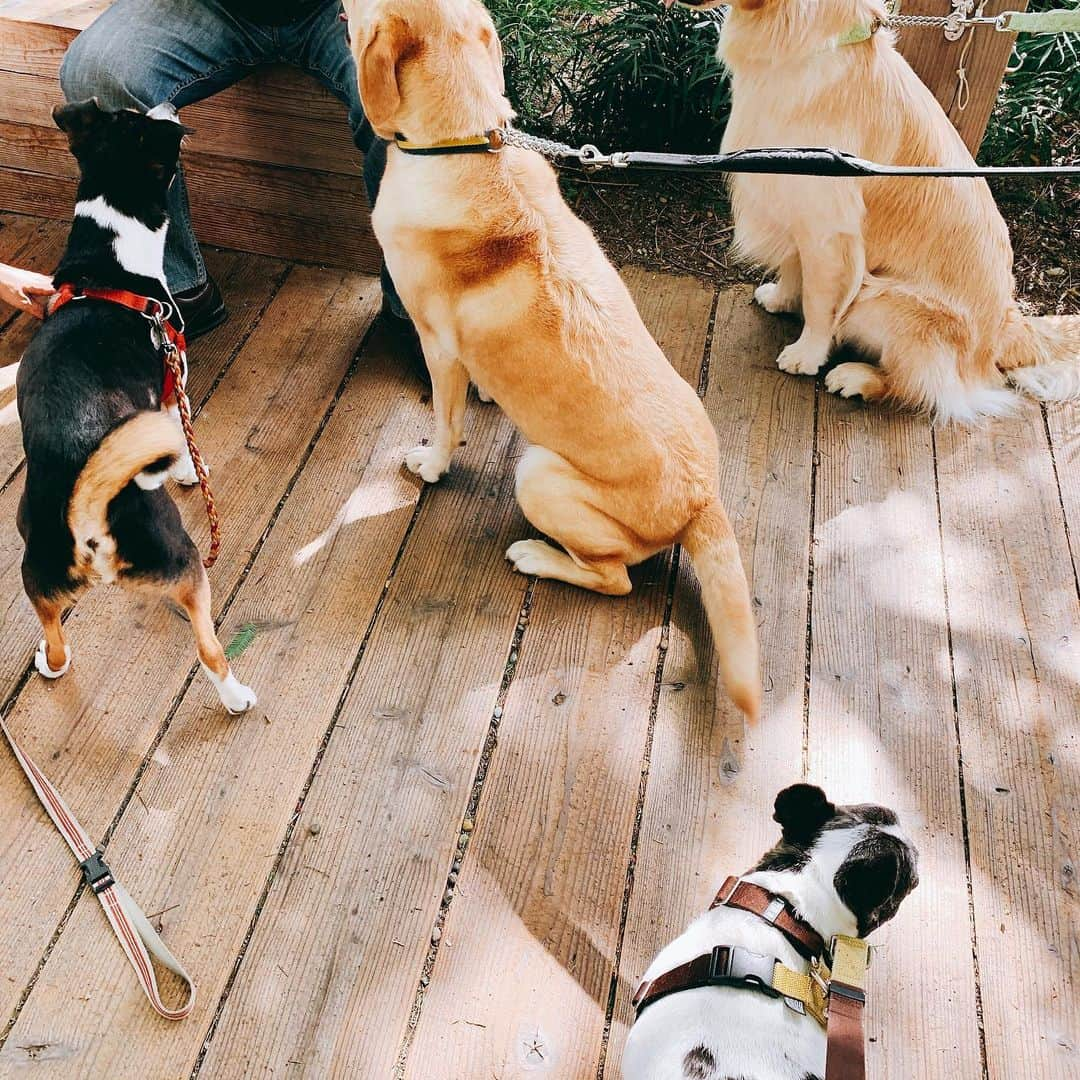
[2,716,195,1019]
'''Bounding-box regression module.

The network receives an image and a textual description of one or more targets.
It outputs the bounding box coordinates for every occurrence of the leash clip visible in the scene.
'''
[79,849,115,895]
[579,144,628,170]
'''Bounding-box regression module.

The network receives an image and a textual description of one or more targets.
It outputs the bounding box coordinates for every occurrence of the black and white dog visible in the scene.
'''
[623,784,919,1080]
[16,99,255,712]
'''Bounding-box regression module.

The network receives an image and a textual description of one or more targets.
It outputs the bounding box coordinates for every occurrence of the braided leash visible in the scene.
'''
[164,344,221,569]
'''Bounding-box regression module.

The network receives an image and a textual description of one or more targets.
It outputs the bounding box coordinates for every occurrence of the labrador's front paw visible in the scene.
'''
[777,339,828,376]
[405,445,449,483]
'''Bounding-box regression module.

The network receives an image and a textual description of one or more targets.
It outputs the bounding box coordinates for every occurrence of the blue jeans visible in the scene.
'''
[60,0,405,316]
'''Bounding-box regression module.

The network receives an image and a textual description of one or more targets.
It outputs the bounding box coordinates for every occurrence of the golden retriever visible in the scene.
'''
[344,0,761,720]
[675,0,1079,422]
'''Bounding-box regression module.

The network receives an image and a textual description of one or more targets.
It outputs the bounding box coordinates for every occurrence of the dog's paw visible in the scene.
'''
[170,453,204,487]
[825,362,884,400]
[777,339,828,376]
[35,640,71,680]
[506,539,558,577]
[405,445,449,483]
[218,671,257,715]
[474,383,494,404]
[755,282,798,315]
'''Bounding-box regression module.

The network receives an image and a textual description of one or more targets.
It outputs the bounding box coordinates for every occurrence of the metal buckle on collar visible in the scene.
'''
[761,896,786,924]
[712,945,782,998]
[79,849,115,895]
[716,875,742,906]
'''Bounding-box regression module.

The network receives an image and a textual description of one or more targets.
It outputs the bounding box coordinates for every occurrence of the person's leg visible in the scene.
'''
[281,3,410,321]
[59,0,275,295]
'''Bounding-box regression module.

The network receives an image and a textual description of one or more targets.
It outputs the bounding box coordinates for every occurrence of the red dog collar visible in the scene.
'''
[50,284,188,404]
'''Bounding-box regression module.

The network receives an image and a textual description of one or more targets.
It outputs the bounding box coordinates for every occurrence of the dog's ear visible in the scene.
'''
[53,98,108,153]
[139,116,187,182]
[773,784,836,844]
[834,834,917,934]
[357,14,416,136]
[480,23,506,94]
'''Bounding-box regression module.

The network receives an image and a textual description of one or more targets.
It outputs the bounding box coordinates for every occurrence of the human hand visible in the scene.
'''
[0,264,55,319]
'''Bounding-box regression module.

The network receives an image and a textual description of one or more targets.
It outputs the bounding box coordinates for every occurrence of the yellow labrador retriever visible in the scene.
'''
[344,0,760,720]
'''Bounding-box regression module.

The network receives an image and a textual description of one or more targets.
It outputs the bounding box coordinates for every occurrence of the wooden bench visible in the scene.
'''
[0,0,379,271]
[0,0,1020,272]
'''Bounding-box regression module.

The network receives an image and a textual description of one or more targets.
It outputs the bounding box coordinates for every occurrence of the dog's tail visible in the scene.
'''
[1000,308,1080,401]
[679,500,761,722]
[68,411,183,570]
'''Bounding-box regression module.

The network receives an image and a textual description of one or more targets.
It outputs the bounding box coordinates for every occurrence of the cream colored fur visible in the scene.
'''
[345,0,761,720]
[696,0,1079,422]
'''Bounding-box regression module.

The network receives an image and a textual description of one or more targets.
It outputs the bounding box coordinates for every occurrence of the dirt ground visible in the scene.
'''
[565,166,1080,316]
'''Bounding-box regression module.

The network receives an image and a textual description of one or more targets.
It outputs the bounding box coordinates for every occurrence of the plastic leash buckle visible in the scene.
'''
[721,946,783,998]
[79,849,115,895]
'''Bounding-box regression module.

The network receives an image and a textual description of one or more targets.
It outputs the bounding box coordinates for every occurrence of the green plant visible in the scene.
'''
[981,0,1080,164]
[570,0,730,151]
[490,0,730,152]
[488,0,603,135]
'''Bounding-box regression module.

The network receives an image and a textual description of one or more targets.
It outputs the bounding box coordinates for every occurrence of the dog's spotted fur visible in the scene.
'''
[622,785,918,1080]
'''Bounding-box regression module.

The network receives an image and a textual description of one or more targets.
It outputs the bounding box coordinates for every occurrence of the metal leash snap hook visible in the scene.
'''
[579,144,612,169]
[148,311,167,352]
[943,11,967,39]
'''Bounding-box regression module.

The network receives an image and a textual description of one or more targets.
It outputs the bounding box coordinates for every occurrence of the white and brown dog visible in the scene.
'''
[671,0,1079,422]
[623,784,918,1080]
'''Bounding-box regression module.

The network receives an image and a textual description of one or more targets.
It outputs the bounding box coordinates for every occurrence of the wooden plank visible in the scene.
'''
[0,75,361,176]
[0,326,433,1076]
[404,271,713,1077]
[199,377,533,1079]
[934,413,1079,1079]
[806,394,981,1074]
[1045,402,1080,592]
[894,0,1029,153]
[0,12,74,77]
[0,1,106,31]
[602,289,809,1076]
[0,162,377,271]
[0,266,380,1026]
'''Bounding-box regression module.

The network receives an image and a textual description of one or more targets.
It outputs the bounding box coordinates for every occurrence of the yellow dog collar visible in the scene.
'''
[394,131,504,155]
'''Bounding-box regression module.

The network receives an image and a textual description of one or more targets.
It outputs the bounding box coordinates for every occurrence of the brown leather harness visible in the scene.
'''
[632,877,869,1080]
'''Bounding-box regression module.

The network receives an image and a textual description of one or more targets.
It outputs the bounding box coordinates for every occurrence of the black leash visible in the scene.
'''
[620,146,1080,179]
[498,129,1080,180]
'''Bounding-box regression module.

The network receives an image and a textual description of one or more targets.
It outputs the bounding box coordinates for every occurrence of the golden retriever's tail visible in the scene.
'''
[1001,310,1080,401]
[68,411,184,571]
[680,501,761,722]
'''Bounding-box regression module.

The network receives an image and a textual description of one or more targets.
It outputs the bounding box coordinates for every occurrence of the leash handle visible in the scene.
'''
[164,345,221,570]
[1,717,195,1019]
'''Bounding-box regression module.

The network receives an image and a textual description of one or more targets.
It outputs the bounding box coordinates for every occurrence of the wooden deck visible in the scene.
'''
[0,211,1076,1079]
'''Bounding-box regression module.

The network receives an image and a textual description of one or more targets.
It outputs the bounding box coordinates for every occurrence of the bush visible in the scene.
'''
[490,0,730,152]
[981,0,1080,164]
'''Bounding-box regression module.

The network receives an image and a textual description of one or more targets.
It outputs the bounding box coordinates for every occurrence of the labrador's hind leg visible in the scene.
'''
[509,446,655,597]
